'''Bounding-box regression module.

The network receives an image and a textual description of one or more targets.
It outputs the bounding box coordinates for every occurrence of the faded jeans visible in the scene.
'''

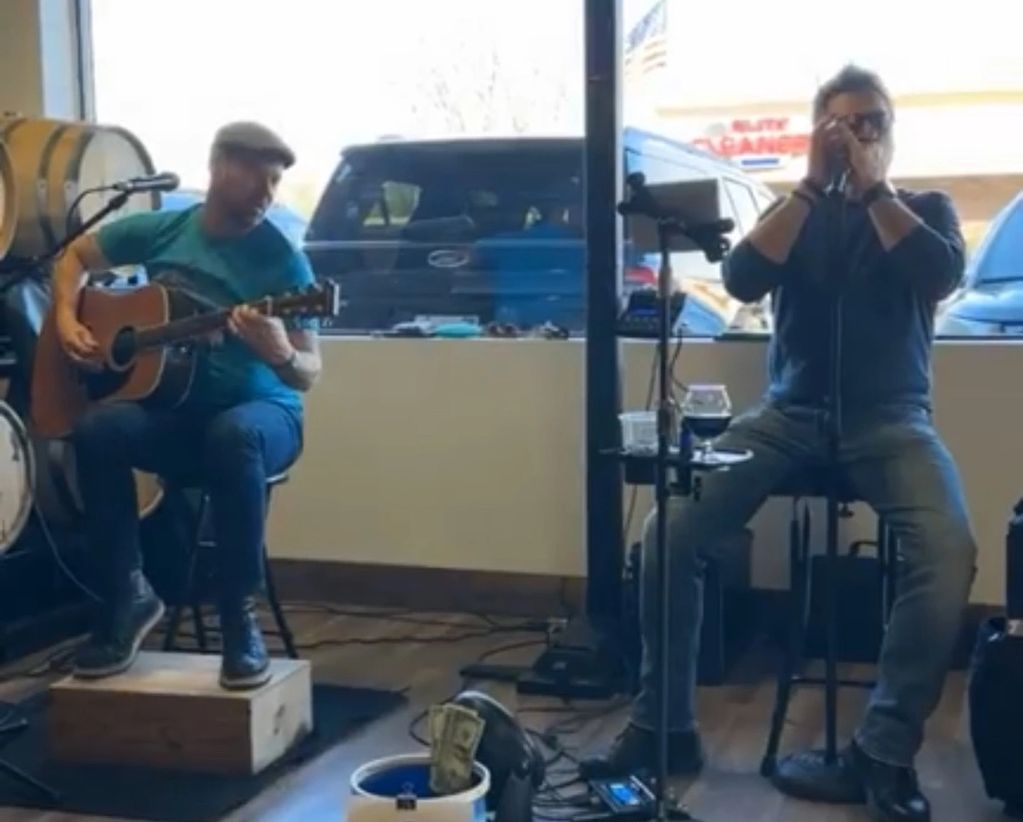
[632,401,977,768]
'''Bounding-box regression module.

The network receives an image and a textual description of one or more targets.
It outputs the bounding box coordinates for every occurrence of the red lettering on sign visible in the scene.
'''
[691,129,811,160]
[729,117,791,134]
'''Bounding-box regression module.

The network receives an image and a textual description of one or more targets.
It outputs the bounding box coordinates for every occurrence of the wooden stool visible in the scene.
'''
[162,472,298,659]
[48,651,312,775]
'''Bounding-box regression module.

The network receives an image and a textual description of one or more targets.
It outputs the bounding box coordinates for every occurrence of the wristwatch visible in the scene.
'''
[862,181,896,208]
[275,348,298,370]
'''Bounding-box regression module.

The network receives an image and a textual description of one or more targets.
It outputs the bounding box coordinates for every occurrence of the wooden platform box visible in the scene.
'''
[47,651,313,775]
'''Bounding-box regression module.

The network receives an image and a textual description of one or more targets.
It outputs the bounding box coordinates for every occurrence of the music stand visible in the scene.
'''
[615,174,733,821]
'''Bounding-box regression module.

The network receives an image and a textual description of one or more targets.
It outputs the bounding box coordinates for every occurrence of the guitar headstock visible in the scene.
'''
[261,281,343,319]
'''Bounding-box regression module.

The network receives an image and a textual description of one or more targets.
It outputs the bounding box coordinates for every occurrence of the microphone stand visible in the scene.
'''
[771,172,857,801]
[1,172,173,277]
[823,173,848,767]
[617,176,730,821]
[0,188,131,279]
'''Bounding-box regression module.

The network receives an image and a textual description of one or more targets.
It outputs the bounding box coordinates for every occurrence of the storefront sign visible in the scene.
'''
[691,117,810,170]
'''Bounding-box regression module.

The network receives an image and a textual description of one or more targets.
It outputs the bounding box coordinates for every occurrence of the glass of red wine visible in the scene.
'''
[682,384,732,461]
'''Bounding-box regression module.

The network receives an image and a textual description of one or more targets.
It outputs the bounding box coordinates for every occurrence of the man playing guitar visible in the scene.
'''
[51,121,322,689]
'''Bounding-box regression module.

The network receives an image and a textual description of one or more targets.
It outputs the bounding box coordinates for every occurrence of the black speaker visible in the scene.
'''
[621,528,754,688]
[968,499,1023,820]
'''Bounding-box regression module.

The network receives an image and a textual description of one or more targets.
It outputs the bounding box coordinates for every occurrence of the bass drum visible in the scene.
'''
[0,115,158,261]
[32,437,164,530]
[0,400,36,553]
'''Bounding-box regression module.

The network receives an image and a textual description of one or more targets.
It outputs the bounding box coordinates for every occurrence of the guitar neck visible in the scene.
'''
[122,281,338,351]
[134,308,232,351]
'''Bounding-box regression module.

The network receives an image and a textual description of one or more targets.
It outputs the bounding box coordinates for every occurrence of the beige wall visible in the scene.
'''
[266,338,1023,605]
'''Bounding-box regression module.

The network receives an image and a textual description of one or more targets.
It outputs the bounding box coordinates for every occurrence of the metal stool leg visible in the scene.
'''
[824,487,840,763]
[772,490,865,802]
[192,604,209,653]
[762,499,813,776]
[163,491,209,652]
[263,548,298,659]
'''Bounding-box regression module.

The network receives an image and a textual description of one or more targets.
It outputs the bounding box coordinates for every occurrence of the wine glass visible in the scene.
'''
[682,384,732,460]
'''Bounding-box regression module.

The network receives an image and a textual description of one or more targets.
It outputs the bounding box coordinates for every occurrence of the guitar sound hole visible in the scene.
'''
[110,328,138,368]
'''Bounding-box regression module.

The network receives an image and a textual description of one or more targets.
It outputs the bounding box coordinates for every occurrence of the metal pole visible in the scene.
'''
[584,0,624,622]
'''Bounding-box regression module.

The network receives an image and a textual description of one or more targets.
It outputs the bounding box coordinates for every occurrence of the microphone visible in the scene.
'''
[831,168,851,195]
[112,172,180,194]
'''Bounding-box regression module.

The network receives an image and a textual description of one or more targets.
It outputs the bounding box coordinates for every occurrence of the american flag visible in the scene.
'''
[624,1,668,79]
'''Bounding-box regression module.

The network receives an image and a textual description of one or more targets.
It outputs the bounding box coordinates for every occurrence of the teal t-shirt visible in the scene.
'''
[94,205,316,414]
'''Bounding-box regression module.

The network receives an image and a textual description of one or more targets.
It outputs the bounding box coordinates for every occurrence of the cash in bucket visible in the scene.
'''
[349,752,490,821]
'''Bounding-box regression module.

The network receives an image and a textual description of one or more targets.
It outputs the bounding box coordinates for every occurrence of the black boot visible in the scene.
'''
[219,597,271,690]
[579,723,703,780]
[74,570,164,679]
[849,740,930,822]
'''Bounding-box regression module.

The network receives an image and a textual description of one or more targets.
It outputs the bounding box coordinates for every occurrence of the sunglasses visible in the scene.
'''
[836,110,891,135]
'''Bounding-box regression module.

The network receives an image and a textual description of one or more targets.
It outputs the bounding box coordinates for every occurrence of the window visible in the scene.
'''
[87,0,586,337]
[621,145,771,336]
[305,141,587,332]
[362,182,422,230]
[723,179,762,235]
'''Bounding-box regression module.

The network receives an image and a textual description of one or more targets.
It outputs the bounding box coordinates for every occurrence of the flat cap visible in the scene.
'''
[212,121,295,168]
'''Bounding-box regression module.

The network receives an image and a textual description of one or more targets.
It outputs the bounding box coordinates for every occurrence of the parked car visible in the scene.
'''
[303,127,777,335]
[937,191,1023,337]
[159,189,309,247]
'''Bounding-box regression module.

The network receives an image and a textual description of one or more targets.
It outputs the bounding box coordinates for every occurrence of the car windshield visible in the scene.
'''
[306,142,585,244]
[971,196,1023,284]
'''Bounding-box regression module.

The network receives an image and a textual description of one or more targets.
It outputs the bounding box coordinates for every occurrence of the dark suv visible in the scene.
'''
[304,127,777,335]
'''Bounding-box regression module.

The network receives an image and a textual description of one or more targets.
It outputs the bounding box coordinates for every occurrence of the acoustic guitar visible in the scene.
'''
[31,279,342,439]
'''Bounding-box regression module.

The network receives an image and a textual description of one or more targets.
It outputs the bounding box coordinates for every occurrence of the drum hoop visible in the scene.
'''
[0,400,36,554]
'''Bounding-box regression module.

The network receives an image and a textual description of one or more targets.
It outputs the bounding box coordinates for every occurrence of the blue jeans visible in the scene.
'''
[632,401,977,767]
[72,400,303,602]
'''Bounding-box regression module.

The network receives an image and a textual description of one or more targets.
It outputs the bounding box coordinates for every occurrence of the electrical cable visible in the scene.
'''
[31,503,101,603]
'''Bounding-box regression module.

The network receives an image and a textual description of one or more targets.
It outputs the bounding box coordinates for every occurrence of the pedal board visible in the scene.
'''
[589,776,655,819]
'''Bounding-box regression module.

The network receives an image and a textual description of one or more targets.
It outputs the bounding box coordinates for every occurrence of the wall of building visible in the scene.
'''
[266,337,1023,606]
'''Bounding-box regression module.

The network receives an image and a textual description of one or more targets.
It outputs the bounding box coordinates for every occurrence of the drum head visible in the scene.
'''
[0,402,35,552]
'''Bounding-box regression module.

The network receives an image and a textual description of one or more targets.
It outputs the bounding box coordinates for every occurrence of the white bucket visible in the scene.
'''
[348,753,490,821]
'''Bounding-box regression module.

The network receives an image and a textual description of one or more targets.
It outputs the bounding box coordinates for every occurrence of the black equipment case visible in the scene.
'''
[969,497,1023,819]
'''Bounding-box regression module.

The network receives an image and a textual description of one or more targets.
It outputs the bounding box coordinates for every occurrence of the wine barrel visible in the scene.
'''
[0,115,158,260]
[0,140,15,261]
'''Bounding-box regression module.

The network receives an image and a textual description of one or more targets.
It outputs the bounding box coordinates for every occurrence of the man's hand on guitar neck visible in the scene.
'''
[227,305,293,363]
[227,305,322,391]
